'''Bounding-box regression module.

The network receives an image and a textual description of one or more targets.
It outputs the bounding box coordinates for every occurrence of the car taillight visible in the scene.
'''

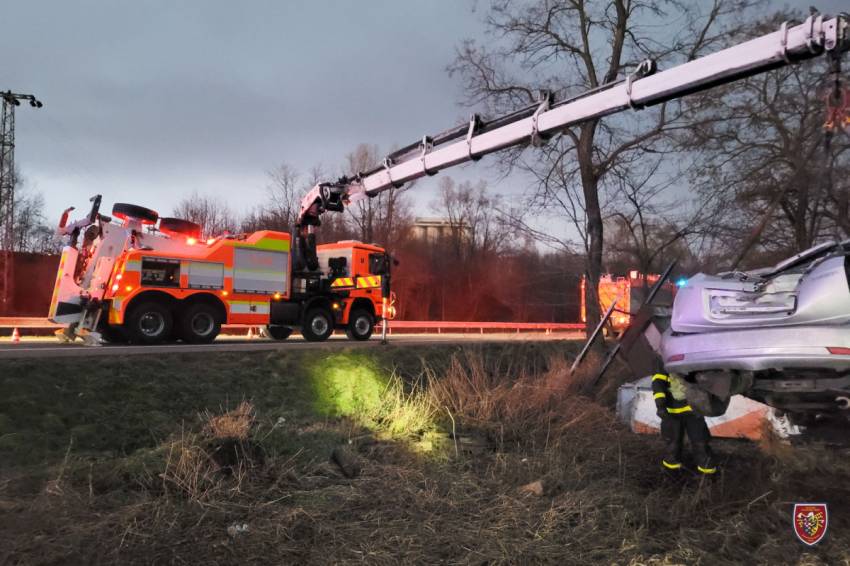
[667,354,685,362]
[827,347,850,355]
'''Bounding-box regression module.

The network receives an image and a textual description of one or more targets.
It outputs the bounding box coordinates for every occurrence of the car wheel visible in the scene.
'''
[301,308,333,342]
[127,301,173,344]
[345,309,374,341]
[179,302,221,344]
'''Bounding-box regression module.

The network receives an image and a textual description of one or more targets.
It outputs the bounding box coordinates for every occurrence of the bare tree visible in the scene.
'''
[241,162,302,233]
[435,177,517,259]
[172,191,237,237]
[265,163,300,228]
[685,11,850,267]
[7,174,59,254]
[450,0,752,342]
[344,143,412,247]
[603,154,706,276]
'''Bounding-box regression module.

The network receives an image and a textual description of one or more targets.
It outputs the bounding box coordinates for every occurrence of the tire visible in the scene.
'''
[126,301,173,344]
[267,325,293,340]
[178,302,221,344]
[345,309,374,341]
[112,203,159,224]
[159,217,202,239]
[301,308,334,342]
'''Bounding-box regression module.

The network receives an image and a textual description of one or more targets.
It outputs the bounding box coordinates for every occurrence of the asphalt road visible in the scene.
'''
[0,333,578,360]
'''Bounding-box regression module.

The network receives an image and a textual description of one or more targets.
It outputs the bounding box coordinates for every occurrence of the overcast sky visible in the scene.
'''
[2,0,843,227]
[4,0,491,220]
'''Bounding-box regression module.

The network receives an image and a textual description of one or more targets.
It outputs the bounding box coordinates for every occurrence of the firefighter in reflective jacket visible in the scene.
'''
[652,372,717,475]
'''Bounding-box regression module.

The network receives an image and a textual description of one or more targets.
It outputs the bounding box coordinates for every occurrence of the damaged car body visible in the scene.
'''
[619,240,850,425]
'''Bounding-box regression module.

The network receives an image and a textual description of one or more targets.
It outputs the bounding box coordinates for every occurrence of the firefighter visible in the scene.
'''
[652,372,717,475]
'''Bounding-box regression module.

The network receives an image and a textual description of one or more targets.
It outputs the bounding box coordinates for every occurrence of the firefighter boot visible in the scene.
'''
[685,414,716,475]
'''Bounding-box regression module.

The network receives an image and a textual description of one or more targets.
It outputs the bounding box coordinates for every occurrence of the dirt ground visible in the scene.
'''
[1,342,848,565]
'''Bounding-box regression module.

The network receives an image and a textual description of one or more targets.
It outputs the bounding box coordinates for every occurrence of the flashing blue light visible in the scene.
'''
[676,278,688,288]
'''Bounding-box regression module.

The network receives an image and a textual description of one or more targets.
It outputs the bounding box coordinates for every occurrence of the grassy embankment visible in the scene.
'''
[0,341,848,564]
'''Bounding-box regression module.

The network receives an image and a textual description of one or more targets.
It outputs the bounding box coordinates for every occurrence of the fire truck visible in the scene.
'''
[49,197,394,344]
[580,272,676,334]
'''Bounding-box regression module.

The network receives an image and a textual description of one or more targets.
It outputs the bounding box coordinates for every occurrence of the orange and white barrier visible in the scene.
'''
[617,376,801,440]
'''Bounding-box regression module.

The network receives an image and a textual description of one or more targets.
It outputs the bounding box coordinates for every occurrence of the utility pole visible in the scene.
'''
[0,90,43,313]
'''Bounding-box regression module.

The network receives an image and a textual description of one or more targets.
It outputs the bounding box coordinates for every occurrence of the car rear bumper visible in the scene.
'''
[663,326,850,373]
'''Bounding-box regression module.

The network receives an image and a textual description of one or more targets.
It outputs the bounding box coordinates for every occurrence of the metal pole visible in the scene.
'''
[380,268,390,345]
[0,99,15,311]
[570,295,620,374]
[0,91,42,313]
[381,296,388,344]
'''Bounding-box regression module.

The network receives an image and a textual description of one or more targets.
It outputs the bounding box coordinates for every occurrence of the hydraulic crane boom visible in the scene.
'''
[297,11,848,233]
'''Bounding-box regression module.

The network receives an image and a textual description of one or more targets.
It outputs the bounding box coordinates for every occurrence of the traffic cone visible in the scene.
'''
[247,327,254,339]
[11,328,20,343]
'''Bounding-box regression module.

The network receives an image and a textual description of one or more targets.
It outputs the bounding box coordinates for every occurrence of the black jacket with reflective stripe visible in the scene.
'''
[651,373,691,413]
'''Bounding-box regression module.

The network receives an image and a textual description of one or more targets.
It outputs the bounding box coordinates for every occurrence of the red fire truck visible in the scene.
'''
[580,271,676,334]
[48,196,395,344]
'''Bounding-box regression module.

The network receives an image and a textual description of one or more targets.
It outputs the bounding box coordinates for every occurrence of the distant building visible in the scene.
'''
[412,217,468,242]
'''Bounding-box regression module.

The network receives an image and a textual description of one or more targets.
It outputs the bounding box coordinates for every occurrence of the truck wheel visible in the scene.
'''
[345,309,374,341]
[267,325,293,340]
[179,302,221,344]
[301,308,333,342]
[126,301,173,344]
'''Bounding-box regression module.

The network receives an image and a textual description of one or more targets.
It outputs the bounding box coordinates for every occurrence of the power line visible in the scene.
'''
[0,90,44,311]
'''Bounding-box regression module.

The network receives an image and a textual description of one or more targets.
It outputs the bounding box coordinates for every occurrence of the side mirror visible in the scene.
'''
[369,253,390,275]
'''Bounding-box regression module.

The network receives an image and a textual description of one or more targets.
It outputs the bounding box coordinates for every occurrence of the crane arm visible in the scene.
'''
[297,12,849,228]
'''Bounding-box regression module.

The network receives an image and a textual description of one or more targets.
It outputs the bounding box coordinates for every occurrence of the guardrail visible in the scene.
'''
[378,320,584,334]
[0,317,63,328]
[0,317,584,335]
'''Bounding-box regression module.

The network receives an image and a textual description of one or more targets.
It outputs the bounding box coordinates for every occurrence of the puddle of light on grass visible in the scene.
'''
[309,353,387,418]
[306,353,438,451]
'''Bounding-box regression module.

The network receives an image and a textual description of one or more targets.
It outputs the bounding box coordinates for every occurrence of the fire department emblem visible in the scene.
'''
[793,503,828,546]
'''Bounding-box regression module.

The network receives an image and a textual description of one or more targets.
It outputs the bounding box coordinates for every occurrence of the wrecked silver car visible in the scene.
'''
[663,240,850,423]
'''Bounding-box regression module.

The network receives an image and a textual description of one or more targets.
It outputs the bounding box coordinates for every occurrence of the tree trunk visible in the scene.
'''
[578,122,604,352]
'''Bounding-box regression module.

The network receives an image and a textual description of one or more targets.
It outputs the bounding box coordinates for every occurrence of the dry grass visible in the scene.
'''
[375,373,438,439]
[427,349,612,445]
[160,431,225,502]
[202,400,255,440]
[1,346,849,565]
[160,402,263,502]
